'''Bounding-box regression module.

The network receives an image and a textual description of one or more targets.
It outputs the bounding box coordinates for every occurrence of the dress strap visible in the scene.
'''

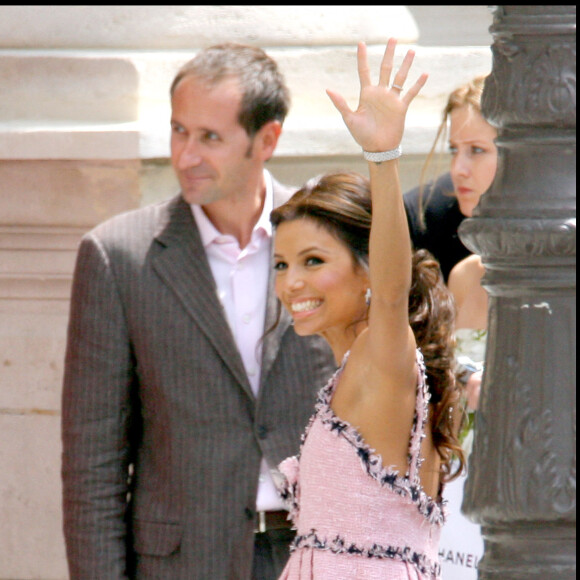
[407,349,430,484]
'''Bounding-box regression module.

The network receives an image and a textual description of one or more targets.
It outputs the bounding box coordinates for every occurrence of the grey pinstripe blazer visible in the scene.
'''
[61,182,336,579]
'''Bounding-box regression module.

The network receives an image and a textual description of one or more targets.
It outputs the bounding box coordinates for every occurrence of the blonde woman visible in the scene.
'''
[403,75,498,282]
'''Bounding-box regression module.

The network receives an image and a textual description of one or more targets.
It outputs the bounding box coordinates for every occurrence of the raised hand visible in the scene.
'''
[326,38,427,154]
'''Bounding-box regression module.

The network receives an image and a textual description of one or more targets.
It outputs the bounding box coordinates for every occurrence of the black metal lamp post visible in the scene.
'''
[460,6,576,579]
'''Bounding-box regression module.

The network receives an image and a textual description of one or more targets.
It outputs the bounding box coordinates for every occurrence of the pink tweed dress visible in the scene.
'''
[276,350,445,580]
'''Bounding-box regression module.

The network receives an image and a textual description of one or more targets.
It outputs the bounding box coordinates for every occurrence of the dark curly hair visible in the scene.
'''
[271,171,465,480]
[409,249,465,480]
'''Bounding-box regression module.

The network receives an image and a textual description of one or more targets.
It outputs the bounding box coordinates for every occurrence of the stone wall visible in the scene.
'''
[0,6,492,578]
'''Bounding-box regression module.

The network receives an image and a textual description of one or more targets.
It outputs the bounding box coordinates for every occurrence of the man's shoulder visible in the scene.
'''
[88,193,182,239]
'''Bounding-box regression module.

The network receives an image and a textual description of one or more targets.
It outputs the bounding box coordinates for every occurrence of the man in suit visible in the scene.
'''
[61,43,335,580]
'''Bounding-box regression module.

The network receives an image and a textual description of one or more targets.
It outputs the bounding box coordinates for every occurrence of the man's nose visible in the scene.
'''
[176,140,203,169]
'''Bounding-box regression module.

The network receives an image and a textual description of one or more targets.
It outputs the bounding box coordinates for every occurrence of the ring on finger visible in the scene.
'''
[392,83,404,90]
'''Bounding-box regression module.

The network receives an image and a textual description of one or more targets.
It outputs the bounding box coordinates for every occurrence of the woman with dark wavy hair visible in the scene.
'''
[270,39,464,579]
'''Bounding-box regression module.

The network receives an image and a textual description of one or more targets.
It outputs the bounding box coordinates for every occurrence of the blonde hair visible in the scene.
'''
[418,75,488,228]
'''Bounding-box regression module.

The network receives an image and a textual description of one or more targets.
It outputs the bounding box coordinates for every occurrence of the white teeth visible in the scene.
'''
[291,300,321,313]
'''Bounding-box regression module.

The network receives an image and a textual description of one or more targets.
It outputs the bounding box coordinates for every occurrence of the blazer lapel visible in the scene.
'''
[151,195,252,396]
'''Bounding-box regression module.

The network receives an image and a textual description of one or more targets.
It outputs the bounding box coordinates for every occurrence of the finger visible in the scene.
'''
[357,41,372,88]
[326,88,352,119]
[391,48,415,90]
[402,72,428,106]
[378,37,397,87]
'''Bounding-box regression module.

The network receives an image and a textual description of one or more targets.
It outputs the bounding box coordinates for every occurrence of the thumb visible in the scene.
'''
[326,89,352,119]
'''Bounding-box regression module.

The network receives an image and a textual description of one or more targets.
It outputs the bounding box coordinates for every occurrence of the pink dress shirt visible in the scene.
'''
[191,170,286,512]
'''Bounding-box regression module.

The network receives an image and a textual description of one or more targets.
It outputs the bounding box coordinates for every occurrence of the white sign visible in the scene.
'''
[439,472,483,579]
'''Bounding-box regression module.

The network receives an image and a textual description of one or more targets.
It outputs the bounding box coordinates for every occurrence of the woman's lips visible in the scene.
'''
[290,299,322,316]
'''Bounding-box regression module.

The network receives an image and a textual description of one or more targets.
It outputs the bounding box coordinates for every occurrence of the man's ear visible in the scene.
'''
[256,120,283,162]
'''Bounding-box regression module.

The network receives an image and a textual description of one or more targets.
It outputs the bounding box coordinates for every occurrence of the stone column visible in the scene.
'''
[460,6,576,579]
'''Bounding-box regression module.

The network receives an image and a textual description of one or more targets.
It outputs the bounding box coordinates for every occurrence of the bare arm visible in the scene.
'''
[448,253,488,330]
[327,39,427,386]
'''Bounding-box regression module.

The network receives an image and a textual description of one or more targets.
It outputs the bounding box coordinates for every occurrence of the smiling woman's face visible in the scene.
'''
[273,218,369,342]
[449,106,498,217]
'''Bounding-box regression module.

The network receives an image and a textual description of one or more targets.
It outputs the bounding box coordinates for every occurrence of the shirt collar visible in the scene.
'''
[191,169,274,248]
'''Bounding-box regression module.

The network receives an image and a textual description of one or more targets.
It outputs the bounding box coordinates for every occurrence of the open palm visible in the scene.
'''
[327,38,427,154]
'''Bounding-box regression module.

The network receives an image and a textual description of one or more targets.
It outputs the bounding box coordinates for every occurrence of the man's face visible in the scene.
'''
[170,76,262,206]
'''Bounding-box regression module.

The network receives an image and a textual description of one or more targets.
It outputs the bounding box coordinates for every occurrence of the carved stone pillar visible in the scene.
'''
[460,6,576,579]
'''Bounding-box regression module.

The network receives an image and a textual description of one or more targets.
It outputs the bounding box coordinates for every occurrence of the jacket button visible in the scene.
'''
[244,507,255,520]
[257,425,268,440]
